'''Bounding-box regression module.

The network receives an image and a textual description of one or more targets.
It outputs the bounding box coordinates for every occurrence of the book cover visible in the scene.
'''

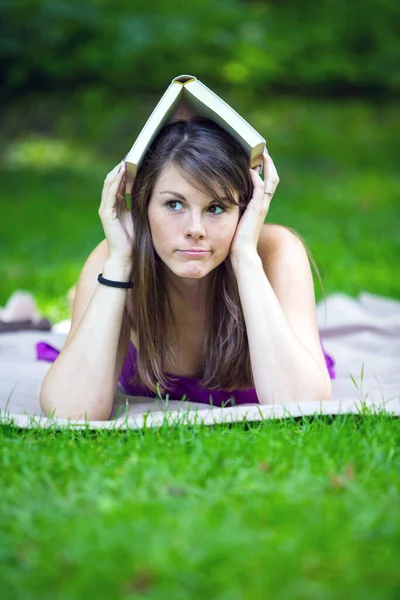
[124,74,266,194]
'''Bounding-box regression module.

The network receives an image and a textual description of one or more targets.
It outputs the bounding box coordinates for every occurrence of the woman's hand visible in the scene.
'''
[230,150,279,263]
[98,161,134,262]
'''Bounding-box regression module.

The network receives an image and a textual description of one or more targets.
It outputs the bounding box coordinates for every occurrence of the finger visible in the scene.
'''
[253,153,269,186]
[103,161,125,188]
[116,176,126,199]
[110,161,124,176]
[100,173,123,209]
[264,153,279,180]
[248,168,272,216]
[251,153,278,206]
[262,157,279,192]
[252,151,275,183]
[100,164,126,211]
[251,158,275,192]
[107,165,126,198]
[249,167,266,200]
[116,185,127,210]
[249,166,264,188]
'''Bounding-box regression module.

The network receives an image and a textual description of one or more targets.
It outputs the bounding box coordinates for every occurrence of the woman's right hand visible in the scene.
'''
[98,161,134,262]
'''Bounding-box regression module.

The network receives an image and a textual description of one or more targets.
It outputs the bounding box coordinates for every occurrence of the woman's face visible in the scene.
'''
[148,162,240,281]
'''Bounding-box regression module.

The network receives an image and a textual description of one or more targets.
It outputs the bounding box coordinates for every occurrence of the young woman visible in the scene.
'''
[39,117,334,421]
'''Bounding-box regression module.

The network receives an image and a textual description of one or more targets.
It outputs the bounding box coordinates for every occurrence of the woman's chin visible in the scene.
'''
[164,260,215,279]
[160,254,225,279]
[175,267,211,279]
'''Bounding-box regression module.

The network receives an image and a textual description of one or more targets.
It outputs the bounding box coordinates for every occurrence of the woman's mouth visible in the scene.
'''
[178,250,210,257]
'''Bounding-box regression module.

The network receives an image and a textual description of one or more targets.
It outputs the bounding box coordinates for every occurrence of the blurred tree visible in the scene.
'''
[0,0,398,103]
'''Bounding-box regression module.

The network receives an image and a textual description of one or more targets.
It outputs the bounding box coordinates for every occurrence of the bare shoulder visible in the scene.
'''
[90,238,109,262]
[74,238,110,292]
[65,238,111,344]
[257,223,300,263]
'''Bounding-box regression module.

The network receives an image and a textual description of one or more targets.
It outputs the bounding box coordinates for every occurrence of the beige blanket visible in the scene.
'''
[0,291,399,430]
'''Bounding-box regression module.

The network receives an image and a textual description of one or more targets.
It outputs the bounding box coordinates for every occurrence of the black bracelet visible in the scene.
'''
[97,273,133,289]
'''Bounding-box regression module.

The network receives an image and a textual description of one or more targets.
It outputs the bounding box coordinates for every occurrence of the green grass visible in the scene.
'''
[0,97,399,598]
[1,411,399,599]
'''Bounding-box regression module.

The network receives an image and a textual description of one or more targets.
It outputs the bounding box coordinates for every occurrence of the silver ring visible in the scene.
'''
[264,191,275,196]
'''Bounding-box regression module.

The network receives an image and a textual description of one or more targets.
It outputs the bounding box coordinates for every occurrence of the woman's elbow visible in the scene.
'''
[39,388,112,421]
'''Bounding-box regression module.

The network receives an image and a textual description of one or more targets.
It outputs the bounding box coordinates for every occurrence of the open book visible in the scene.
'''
[123,74,266,194]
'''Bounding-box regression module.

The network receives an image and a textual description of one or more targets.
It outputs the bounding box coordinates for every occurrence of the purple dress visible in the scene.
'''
[36,336,336,408]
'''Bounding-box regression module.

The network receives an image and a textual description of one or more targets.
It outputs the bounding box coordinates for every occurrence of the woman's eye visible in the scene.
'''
[164,200,225,214]
[208,204,224,215]
[165,200,182,211]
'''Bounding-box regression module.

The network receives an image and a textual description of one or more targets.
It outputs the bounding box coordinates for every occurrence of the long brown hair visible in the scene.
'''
[123,116,326,394]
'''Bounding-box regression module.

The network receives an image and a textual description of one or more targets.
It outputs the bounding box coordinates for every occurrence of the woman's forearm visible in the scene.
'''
[232,253,332,404]
[39,258,132,421]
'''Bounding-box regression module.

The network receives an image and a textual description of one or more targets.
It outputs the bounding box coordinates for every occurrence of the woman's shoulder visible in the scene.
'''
[257,223,305,280]
[257,223,290,257]
[92,238,109,261]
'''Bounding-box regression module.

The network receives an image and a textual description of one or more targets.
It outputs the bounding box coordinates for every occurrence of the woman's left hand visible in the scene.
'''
[230,150,280,263]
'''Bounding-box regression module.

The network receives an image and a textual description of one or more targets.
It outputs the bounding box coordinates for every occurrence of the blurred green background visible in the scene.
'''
[0,0,399,323]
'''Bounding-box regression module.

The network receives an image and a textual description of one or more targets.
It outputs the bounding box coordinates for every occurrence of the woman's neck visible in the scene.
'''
[163,272,211,320]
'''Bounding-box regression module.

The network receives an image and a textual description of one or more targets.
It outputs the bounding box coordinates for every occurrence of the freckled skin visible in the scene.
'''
[147,163,240,308]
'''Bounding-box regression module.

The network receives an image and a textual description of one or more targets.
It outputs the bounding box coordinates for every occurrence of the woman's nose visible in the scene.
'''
[185,227,206,239]
[184,216,206,238]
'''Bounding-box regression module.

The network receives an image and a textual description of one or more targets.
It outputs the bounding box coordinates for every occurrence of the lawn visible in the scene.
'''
[1,412,399,599]
[0,97,399,598]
